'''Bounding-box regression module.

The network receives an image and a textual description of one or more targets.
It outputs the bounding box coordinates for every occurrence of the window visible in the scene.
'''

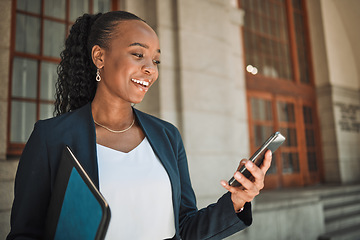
[241,0,312,84]
[8,0,114,156]
[240,0,322,188]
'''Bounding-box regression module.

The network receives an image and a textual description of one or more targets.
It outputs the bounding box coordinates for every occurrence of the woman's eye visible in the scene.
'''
[153,60,161,65]
[132,53,143,58]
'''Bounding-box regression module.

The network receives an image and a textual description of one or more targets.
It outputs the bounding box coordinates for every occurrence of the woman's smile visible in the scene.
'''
[131,78,151,92]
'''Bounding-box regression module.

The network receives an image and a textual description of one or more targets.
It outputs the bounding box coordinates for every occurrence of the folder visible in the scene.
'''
[44,146,111,240]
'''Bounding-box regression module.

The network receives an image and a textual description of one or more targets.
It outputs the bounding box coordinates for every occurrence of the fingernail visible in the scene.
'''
[235,172,242,179]
[246,161,253,168]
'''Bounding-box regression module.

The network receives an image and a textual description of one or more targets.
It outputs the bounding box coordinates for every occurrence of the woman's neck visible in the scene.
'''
[91,94,134,129]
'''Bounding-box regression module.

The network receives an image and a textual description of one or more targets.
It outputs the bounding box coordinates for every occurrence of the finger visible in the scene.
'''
[259,150,272,173]
[220,180,248,210]
[245,160,264,181]
[244,161,265,189]
[221,180,237,192]
[236,159,247,171]
[221,171,247,193]
[222,173,259,203]
[233,167,261,191]
[230,172,258,202]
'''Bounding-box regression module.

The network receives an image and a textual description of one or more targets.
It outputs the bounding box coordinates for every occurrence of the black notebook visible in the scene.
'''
[44,146,111,240]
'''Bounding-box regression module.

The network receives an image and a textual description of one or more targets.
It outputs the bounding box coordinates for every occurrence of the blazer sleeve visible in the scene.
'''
[7,122,51,240]
[175,129,252,240]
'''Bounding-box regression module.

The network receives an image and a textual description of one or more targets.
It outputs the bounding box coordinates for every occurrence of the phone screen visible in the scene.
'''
[228,132,286,187]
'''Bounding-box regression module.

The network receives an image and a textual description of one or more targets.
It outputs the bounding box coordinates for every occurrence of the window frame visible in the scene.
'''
[7,0,118,156]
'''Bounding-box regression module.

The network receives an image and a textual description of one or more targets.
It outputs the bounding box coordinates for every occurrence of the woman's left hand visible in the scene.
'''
[220,150,272,212]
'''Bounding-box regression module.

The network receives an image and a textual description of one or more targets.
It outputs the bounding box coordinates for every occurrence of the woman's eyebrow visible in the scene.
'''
[129,42,161,53]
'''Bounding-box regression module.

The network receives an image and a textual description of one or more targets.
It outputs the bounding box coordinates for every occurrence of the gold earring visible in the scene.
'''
[96,68,101,82]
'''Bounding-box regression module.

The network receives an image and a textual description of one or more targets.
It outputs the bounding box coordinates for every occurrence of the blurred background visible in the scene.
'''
[1,0,359,239]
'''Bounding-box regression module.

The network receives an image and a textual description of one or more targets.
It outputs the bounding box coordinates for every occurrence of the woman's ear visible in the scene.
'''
[92,45,104,69]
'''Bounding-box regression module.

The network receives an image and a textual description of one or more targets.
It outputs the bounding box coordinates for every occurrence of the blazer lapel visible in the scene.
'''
[66,103,99,189]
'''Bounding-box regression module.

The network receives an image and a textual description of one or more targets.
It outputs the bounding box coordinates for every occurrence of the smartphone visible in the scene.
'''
[228,132,286,187]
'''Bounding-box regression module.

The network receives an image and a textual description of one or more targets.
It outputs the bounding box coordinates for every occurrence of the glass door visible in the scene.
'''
[276,96,303,187]
[248,92,322,188]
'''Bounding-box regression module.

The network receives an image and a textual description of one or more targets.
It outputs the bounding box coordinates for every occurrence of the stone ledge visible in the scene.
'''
[253,191,321,212]
[0,210,10,240]
[0,181,14,211]
[0,160,18,181]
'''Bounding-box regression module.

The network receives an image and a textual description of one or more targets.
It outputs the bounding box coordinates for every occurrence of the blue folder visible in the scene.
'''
[44,146,111,240]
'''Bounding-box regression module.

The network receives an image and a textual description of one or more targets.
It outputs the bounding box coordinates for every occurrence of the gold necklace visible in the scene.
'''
[93,117,135,133]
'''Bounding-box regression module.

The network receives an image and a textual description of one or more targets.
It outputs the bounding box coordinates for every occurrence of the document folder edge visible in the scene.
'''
[44,146,110,240]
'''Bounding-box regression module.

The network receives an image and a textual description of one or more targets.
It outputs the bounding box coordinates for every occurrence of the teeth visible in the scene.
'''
[131,79,149,87]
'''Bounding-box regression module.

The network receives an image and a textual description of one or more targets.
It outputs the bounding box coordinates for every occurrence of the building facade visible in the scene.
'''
[1,0,359,239]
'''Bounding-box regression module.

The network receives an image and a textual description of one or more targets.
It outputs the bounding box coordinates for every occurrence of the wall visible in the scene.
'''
[332,87,360,183]
[0,0,11,160]
[226,193,325,240]
[326,0,360,90]
[175,0,249,203]
[0,1,13,238]
[324,0,360,183]
[307,0,360,184]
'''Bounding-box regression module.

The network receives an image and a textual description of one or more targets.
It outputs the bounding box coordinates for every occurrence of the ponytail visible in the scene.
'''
[54,11,144,116]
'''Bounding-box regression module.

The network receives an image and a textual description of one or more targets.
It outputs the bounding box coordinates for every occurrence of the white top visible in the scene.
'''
[97,138,175,240]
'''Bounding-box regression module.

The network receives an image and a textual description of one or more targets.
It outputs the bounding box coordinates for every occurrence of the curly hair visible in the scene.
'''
[54,11,144,116]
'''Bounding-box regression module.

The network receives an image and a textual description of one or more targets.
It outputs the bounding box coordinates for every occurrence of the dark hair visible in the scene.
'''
[54,11,144,116]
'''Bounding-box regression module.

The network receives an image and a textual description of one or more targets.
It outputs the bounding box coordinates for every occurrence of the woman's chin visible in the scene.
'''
[130,97,145,105]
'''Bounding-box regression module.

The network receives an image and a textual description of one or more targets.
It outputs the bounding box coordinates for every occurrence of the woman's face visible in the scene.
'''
[96,20,160,104]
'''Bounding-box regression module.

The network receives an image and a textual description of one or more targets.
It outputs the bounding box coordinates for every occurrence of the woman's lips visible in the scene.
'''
[131,78,150,92]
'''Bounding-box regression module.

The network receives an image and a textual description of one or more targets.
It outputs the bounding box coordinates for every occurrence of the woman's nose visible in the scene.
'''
[142,60,156,75]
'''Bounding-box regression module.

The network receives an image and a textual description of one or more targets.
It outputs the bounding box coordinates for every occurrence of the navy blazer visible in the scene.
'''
[7,103,252,240]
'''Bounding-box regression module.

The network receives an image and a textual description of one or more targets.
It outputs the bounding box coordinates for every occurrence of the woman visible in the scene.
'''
[7,11,271,240]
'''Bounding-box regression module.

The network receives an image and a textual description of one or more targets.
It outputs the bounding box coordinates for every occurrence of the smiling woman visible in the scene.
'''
[7,11,272,240]
[92,20,160,107]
